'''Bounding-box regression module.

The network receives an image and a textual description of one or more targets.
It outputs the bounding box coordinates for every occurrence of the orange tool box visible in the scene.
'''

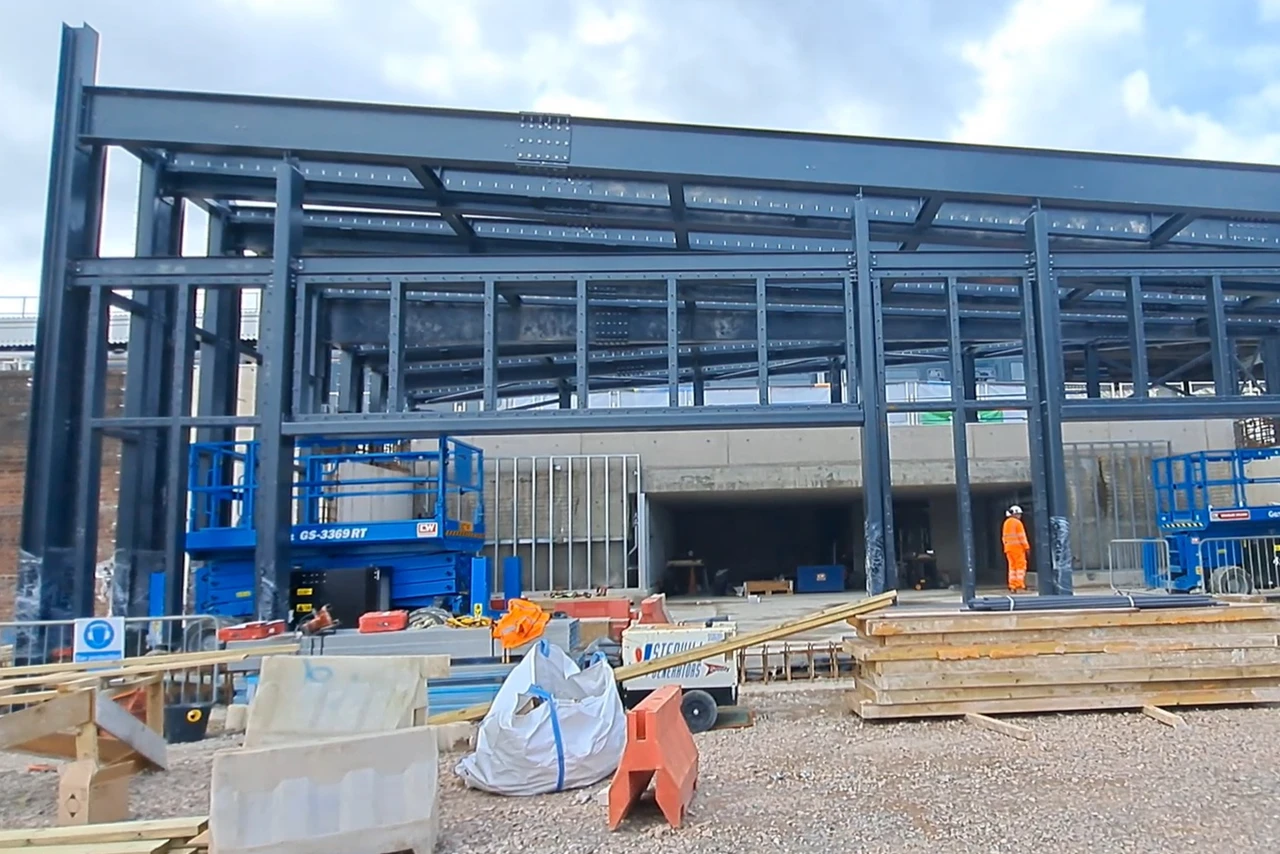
[217,620,288,643]
[358,610,409,633]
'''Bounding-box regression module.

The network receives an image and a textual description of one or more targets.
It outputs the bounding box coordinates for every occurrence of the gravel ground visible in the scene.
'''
[3,688,1279,853]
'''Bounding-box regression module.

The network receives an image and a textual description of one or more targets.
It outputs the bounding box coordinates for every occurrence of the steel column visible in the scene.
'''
[253,161,304,620]
[335,351,363,413]
[576,278,588,409]
[946,277,977,602]
[388,279,405,411]
[1126,276,1149,397]
[755,276,769,404]
[71,287,107,617]
[1027,210,1073,595]
[1206,274,1234,395]
[112,161,183,617]
[1263,338,1280,395]
[667,277,679,407]
[483,279,497,411]
[1084,345,1102,398]
[855,197,896,593]
[162,284,195,620]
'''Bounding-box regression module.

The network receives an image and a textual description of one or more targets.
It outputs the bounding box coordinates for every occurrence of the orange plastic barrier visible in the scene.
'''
[607,685,699,831]
[529,596,633,621]
[635,593,673,625]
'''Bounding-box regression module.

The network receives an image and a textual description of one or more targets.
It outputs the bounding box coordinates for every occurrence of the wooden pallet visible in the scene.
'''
[845,603,1280,719]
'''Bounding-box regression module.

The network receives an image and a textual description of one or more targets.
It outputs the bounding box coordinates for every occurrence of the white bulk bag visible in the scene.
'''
[455,640,627,796]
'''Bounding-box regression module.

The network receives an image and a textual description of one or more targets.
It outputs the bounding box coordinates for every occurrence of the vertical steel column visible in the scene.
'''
[71,287,107,618]
[842,273,858,408]
[113,161,183,617]
[755,276,769,404]
[576,278,589,409]
[1126,276,1149,397]
[23,25,107,624]
[195,214,242,537]
[254,161,304,620]
[829,358,843,404]
[692,361,706,407]
[1026,209,1073,595]
[162,285,195,620]
[667,277,679,407]
[368,370,388,412]
[388,279,405,412]
[961,349,978,423]
[1262,337,1280,395]
[1084,346,1102,398]
[946,277,977,602]
[1206,275,1234,395]
[335,351,363,413]
[854,198,896,593]
[482,279,497,411]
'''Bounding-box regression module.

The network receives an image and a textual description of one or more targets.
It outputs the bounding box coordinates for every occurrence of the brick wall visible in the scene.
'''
[0,370,125,620]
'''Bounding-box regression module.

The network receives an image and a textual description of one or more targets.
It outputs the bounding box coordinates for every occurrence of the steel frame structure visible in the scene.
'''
[19,25,1280,622]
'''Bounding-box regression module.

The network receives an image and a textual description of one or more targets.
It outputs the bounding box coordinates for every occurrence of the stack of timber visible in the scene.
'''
[844,603,1280,719]
[0,816,208,853]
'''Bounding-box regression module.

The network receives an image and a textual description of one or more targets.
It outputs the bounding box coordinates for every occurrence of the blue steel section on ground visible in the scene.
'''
[185,435,488,618]
[1150,447,1280,591]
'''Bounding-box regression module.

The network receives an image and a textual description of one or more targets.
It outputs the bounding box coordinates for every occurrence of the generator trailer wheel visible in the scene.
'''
[680,688,718,734]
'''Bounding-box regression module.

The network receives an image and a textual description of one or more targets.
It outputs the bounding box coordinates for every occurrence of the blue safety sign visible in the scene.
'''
[73,617,126,663]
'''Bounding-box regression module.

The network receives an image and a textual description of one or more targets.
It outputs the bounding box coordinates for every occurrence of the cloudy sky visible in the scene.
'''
[2,0,1280,298]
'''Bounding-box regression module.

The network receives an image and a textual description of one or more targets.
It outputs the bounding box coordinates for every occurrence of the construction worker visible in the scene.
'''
[1002,505,1030,592]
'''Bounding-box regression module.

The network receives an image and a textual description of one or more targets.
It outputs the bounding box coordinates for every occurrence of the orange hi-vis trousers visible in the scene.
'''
[1002,516,1030,592]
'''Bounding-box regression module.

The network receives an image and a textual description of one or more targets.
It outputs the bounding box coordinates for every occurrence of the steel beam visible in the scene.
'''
[254,162,303,620]
[81,86,1280,217]
[667,277,679,407]
[1263,337,1280,395]
[21,25,107,624]
[285,403,866,437]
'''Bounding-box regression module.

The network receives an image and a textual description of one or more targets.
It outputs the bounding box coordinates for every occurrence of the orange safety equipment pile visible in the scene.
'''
[608,685,699,831]
[492,598,550,650]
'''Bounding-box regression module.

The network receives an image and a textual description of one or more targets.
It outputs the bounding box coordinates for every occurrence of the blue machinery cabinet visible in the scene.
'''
[1152,448,1280,593]
[180,436,490,620]
[795,565,845,594]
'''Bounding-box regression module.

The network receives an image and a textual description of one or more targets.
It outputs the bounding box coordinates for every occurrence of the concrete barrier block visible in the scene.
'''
[210,726,439,854]
[245,655,448,748]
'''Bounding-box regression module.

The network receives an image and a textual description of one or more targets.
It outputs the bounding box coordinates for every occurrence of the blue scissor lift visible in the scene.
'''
[1151,448,1280,594]
[182,435,490,629]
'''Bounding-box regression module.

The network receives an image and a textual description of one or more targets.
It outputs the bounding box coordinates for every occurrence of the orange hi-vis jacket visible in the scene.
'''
[1002,516,1030,554]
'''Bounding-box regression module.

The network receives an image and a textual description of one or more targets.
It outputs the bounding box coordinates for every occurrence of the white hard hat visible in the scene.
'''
[1008,505,1023,515]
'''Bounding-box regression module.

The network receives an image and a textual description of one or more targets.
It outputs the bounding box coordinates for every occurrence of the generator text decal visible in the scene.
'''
[634,638,727,679]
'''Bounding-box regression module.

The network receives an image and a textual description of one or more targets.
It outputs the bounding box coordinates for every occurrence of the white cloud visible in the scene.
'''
[951,0,1144,148]
[1261,0,1280,22]
[1120,71,1280,163]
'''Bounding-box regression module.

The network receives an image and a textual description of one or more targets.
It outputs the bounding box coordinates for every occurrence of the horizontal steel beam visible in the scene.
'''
[1061,396,1280,421]
[284,403,866,437]
[82,87,1280,218]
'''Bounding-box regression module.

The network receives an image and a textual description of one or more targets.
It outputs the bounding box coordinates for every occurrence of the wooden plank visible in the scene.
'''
[14,731,136,763]
[855,604,1280,638]
[846,683,1280,719]
[94,692,168,770]
[865,657,1280,692]
[430,590,898,723]
[0,690,93,751]
[0,817,206,848]
[185,829,210,847]
[843,634,1280,663]
[0,644,299,682]
[0,842,170,854]
[865,644,1280,678]
[965,712,1032,741]
[1142,705,1186,728]
[860,674,1280,706]
[869,619,1280,648]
